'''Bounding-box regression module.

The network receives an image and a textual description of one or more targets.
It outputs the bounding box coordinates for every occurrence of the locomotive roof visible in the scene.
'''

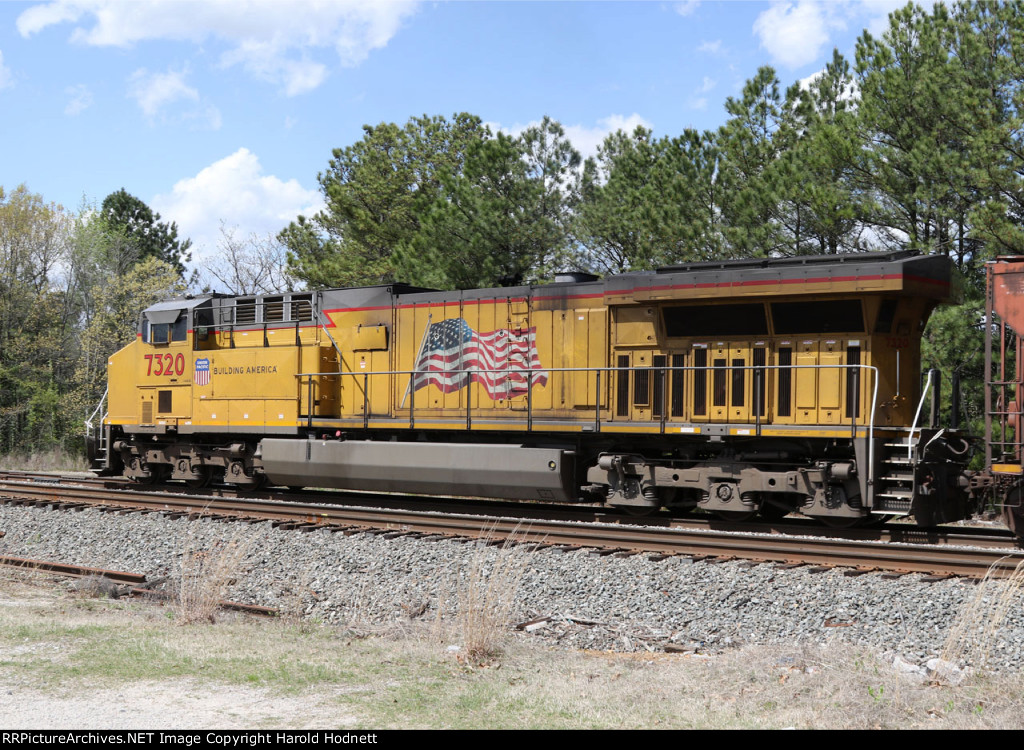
[603,249,954,304]
[142,294,220,323]
[652,248,917,274]
[150,250,953,313]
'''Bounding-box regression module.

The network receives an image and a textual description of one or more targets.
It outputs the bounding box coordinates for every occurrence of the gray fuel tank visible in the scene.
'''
[260,439,576,501]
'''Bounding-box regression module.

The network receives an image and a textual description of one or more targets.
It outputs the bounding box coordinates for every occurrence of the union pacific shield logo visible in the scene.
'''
[194,358,210,386]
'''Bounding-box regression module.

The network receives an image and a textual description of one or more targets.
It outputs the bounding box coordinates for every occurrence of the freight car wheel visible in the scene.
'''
[1002,487,1024,538]
[130,461,167,485]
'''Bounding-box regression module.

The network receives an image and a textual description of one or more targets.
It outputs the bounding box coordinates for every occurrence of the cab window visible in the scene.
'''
[144,313,187,344]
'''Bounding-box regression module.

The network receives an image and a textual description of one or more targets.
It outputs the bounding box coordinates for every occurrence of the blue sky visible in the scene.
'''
[0,1,905,268]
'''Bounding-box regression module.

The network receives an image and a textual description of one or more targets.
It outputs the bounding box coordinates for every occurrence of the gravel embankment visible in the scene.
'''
[2,502,1023,671]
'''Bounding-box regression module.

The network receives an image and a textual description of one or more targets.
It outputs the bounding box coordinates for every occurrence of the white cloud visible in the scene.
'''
[690,97,708,111]
[492,114,654,160]
[857,0,909,36]
[564,114,654,159]
[152,148,323,266]
[182,104,223,131]
[0,51,12,90]
[219,40,328,96]
[128,67,198,118]
[17,0,419,95]
[127,67,220,128]
[64,83,92,114]
[753,2,834,69]
[697,39,722,54]
[674,1,700,17]
[699,76,716,93]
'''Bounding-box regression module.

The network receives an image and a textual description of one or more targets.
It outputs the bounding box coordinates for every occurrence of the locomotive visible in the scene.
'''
[87,249,982,527]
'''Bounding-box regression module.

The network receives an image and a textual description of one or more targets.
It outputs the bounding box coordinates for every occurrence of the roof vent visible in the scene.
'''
[554,271,600,284]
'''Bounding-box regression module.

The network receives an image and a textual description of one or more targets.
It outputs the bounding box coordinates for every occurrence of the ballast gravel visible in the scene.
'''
[2,502,1023,672]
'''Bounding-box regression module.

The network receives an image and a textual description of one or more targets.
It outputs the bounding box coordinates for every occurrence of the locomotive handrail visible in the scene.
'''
[84,386,109,470]
[314,299,346,370]
[908,368,935,461]
[294,361,881,494]
[84,387,108,433]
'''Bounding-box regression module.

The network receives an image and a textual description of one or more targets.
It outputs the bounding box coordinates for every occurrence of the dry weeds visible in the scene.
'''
[445,527,533,662]
[174,527,251,625]
[0,449,89,472]
[942,558,1024,670]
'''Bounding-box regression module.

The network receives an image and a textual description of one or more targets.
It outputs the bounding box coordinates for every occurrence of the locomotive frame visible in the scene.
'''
[87,249,978,527]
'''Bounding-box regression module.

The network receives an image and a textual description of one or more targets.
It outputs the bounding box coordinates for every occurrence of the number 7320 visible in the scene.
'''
[144,353,186,376]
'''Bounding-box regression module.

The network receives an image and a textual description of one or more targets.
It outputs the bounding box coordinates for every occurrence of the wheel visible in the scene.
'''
[759,501,791,522]
[234,473,267,494]
[819,515,861,529]
[860,513,895,528]
[621,504,659,517]
[1002,487,1024,537]
[185,467,212,489]
[714,509,758,522]
[131,462,167,485]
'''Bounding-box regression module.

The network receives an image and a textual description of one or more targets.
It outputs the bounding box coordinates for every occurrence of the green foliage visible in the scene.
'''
[777,50,870,254]
[0,185,186,456]
[101,189,192,277]
[0,185,76,453]
[714,66,791,257]
[75,256,185,394]
[281,113,490,288]
[575,126,722,273]
[398,116,581,288]
[922,294,986,458]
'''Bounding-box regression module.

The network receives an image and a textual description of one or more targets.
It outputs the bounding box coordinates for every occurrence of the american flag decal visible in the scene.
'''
[409,318,548,400]
[194,358,210,386]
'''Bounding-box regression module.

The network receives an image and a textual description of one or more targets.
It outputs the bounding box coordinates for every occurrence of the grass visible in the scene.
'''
[4,569,1024,728]
[0,448,89,473]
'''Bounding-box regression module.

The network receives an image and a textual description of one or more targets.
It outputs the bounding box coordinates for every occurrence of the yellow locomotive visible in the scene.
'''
[88,250,975,526]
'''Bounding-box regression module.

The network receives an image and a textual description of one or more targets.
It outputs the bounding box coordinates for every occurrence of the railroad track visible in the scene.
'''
[0,472,1022,580]
[0,554,278,616]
